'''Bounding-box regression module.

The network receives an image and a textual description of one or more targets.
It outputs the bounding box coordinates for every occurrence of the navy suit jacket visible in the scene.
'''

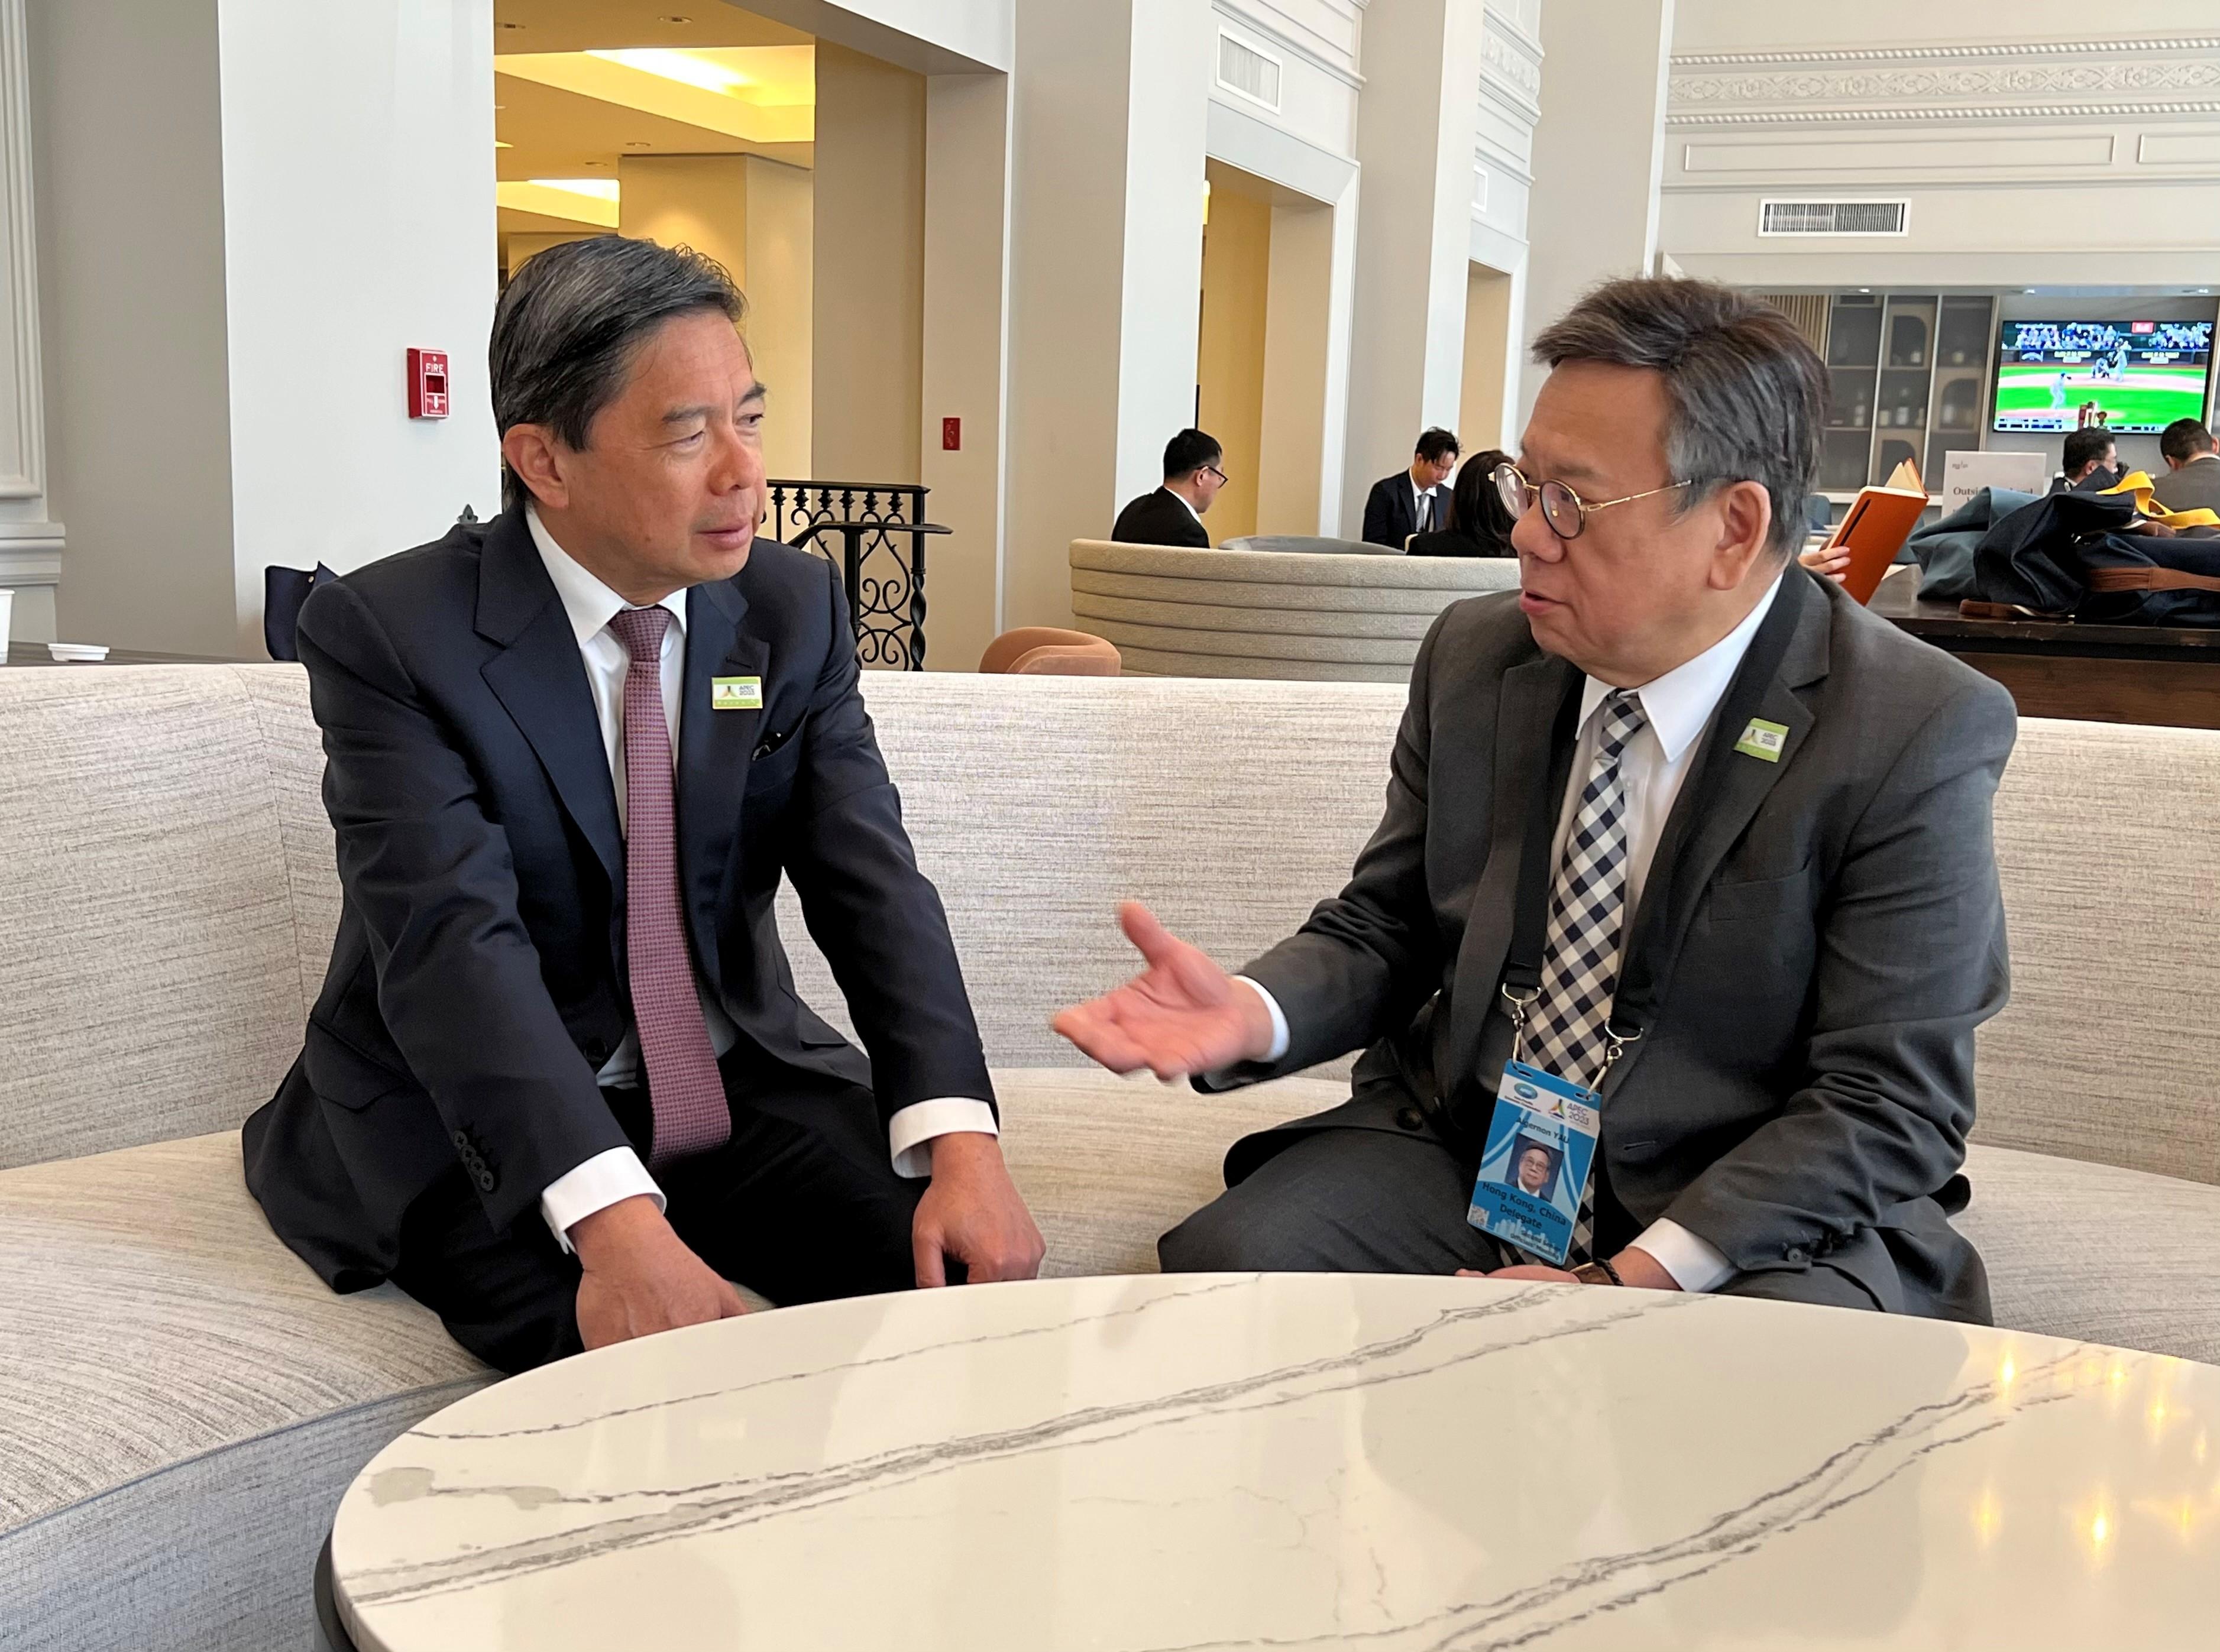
[243,506,992,1289]
[1362,473,1440,548]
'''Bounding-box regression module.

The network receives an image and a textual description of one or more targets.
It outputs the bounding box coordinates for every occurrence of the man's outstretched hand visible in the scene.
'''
[1050,902,1277,1080]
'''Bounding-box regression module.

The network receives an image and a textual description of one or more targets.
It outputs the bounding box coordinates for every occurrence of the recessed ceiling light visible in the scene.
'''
[660,14,693,22]
[2022,287,2037,294]
[495,140,513,150]
[526,178,622,202]
[499,20,525,29]
[624,141,651,148]
[589,48,750,93]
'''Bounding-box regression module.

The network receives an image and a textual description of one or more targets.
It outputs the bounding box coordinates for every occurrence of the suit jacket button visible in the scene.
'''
[1394,1106,1426,1133]
[451,1129,469,1149]
[585,1041,610,1064]
[1787,1247,1808,1265]
[477,1171,497,1192]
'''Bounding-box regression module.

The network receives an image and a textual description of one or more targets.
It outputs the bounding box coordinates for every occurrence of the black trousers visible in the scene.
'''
[1158,1122,1882,1312]
[390,1050,925,1374]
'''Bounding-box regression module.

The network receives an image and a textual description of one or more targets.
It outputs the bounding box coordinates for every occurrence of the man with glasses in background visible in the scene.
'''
[1055,277,2017,1322]
[1111,428,1226,548]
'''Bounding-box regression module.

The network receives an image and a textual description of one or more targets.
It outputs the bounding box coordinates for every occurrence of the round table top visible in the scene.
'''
[331,1274,2220,1650]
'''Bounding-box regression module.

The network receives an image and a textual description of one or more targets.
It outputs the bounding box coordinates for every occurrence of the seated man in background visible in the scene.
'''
[245,237,1041,1374]
[1111,429,1224,548]
[2156,419,2220,516]
[1056,277,2015,1321]
[1363,427,1461,547]
[2059,427,2120,493]
[1407,448,1517,558]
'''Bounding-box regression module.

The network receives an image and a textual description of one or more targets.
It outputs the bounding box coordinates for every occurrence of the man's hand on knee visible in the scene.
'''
[570,1194,748,1350]
[912,1132,1046,1288]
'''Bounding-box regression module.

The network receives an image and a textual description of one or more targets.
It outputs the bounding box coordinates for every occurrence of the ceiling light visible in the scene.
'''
[587,48,750,94]
[499,20,524,30]
[625,141,651,148]
[526,177,621,202]
[495,140,512,150]
[660,14,693,22]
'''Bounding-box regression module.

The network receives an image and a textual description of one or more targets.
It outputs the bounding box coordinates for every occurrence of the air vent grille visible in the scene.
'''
[1218,33,1282,110]
[1759,199,1910,236]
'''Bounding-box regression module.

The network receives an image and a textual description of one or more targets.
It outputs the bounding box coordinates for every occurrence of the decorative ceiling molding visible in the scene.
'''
[1671,100,2220,127]
[1672,37,2220,69]
[1675,60,2220,106]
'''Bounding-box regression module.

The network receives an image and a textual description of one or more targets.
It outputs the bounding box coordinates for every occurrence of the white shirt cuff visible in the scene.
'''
[1235,976,1290,1064]
[541,1146,665,1255]
[888,1097,1000,1178]
[1627,1218,1736,1294]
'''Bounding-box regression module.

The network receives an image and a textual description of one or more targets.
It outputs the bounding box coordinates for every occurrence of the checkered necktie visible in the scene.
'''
[1525,691,1648,1264]
[609,607,730,1168]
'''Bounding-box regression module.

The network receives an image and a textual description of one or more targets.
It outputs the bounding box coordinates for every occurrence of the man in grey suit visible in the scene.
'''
[2156,419,2220,517]
[1053,277,2016,1320]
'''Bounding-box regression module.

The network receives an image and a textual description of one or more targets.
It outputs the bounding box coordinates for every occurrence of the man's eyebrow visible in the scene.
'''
[661,384,769,426]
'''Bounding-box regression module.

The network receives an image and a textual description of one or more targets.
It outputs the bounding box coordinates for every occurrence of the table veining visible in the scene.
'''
[331,1273,2220,1649]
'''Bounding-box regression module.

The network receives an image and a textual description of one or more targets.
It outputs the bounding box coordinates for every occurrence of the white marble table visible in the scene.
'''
[331,1274,2220,1649]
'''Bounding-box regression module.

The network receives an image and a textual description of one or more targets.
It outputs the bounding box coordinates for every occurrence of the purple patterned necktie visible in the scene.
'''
[608,607,730,1168]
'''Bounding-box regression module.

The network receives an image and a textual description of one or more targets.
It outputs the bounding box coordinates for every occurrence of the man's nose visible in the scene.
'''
[711,421,762,492]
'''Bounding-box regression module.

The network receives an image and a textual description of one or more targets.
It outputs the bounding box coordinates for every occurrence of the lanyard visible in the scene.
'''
[1498,572,1806,1090]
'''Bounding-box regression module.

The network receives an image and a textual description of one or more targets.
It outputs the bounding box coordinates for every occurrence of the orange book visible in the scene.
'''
[1825,478,1928,605]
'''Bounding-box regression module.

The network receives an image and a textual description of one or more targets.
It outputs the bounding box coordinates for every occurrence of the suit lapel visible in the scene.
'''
[1444,649,1578,1100]
[476,510,623,885]
[675,578,765,977]
[1601,568,1832,1097]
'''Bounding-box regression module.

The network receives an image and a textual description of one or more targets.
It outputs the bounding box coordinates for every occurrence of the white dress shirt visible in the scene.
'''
[1240,572,1787,1293]
[1410,478,1442,536]
[526,507,997,1252]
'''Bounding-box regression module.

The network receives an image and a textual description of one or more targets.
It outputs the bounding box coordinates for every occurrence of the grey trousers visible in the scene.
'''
[1157,1122,1881,1311]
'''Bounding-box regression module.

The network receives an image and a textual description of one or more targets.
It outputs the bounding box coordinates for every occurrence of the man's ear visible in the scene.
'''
[501,425,569,512]
[1708,478,1776,589]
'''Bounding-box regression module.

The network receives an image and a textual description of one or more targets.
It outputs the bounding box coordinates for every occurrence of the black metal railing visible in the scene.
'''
[766,480,943,670]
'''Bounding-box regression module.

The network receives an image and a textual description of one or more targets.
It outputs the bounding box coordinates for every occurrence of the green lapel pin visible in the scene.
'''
[710,676,763,711]
[1734,717,1789,762]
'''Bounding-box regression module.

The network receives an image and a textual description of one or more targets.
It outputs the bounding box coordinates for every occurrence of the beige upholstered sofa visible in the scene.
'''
[4,664,2218,1648]
[1069,538,1519,680]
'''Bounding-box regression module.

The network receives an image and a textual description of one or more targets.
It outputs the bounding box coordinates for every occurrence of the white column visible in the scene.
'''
[1002,0,1211,630]
[1519,0,1674,423]
[1340,0,1490,536]
[0,0,59,646]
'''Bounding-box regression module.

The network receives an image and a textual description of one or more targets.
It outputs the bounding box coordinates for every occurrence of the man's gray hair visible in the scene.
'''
[1532,278,1824,559]
[491,236,744,513]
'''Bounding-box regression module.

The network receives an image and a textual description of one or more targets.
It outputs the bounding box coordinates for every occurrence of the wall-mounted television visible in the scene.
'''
[1994,319,2214,435]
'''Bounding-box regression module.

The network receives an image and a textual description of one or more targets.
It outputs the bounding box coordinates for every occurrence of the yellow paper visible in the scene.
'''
[1883,457,1923,494]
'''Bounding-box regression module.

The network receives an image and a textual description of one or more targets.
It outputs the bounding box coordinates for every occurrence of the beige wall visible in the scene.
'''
[619,154,815,480]
[1195,179,1270,542]
[1254,195,1338,535]
[503,230,596,278]
[919,70,1012,671]
[1460,263,1516,452]
[740,159,814,481]
[813,41,925,482]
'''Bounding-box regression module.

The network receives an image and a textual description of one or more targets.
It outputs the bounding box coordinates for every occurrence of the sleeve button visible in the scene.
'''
[1787,1248,1808,1265]
[1394,1106,1426,1133]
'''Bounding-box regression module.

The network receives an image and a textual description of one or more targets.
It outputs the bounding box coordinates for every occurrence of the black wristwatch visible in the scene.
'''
[1571,1258,1623,1287]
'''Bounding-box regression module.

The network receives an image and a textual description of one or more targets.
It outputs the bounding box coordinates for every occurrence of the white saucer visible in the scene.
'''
[47,643,109,662]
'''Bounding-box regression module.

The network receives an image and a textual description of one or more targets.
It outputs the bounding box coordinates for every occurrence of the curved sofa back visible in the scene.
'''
[1069,539,1520,681]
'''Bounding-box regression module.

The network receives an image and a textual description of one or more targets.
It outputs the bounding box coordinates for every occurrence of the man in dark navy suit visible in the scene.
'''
[244,237,1041,1373]
[1110,428,1224,547]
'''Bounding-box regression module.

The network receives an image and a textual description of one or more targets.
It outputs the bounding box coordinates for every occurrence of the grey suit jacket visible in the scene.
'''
[1206,567,2017,1321]
[2154,455,2220,518]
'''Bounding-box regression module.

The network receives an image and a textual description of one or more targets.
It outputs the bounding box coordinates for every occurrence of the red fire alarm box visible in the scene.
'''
[407,349,450,419]
[941,416,961,452]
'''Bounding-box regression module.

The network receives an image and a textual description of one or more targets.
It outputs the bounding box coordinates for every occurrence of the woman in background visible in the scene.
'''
[1407,447,1516,556]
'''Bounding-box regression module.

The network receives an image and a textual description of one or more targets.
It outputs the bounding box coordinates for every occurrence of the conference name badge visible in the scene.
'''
[1735,717,1789,763]
[1466,1060,1601,1268]
[711,676,763,712]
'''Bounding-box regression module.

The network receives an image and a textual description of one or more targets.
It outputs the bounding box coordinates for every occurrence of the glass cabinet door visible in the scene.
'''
[1927,296,1995,485]
[1872,295,1939,485]
[1821,295,1882,494]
